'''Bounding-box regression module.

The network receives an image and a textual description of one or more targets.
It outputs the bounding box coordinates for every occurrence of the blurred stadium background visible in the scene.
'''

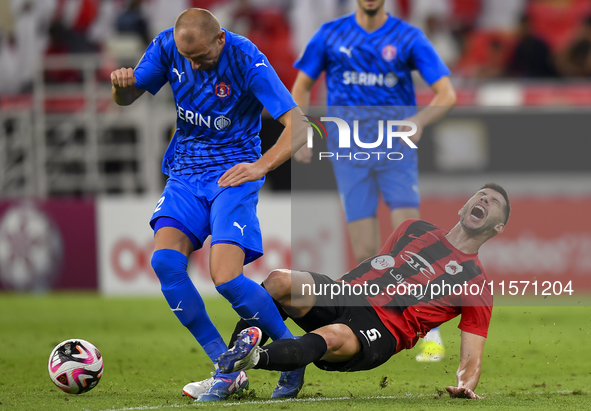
[0,0,589,299]
[1,2,591,410]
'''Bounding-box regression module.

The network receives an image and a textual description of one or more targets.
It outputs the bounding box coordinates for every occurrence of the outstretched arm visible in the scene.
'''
[217,106,307,187]
[446,331,486,399]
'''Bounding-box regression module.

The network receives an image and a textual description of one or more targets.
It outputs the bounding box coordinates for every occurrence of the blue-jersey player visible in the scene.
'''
[292,0,457,362]
[110,8,306,401]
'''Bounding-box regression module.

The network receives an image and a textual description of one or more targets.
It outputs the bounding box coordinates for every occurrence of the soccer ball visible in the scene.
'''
[48,339,104,394]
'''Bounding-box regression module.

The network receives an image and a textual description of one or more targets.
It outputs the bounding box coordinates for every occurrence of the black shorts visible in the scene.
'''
[291,272,398,372]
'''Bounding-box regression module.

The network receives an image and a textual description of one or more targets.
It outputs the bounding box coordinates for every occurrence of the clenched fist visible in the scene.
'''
[111,68,137,89]
[111,67,144,106]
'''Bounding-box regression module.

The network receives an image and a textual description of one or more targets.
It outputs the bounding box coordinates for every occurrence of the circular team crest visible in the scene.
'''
[0,203,63,291]
[371,255,396,270]
[445,260,464,275]
[215,82,231,99]
[214,115,232,130]
[382,44,397,62]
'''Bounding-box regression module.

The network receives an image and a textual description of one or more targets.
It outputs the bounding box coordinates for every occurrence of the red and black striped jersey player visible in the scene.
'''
[217,183,510,400]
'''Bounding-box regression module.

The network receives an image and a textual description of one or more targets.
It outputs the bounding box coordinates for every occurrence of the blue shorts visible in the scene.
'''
[331,159,419,223]
[150,174,264,265]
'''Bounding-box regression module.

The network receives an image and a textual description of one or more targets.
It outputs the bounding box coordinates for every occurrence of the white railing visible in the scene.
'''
[0,53,176,198]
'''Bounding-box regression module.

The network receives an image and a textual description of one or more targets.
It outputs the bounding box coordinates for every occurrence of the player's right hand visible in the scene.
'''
[445,386,483,399]
[294,145,313,163]
[110,68,137,89]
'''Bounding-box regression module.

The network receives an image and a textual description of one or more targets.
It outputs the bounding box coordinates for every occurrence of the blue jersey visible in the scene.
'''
[295,13,450,107]
[135,28,296,177]
[295,14,449,156]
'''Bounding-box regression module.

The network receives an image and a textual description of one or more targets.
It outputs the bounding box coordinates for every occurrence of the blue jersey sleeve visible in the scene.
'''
[293,26,326,80]
[408,32,450,86]
[247,57,296,119]
[134,36,169,95]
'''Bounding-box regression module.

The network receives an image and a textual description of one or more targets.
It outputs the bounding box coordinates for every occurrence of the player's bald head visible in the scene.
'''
[174,8,221,46]
[174,9,225,71]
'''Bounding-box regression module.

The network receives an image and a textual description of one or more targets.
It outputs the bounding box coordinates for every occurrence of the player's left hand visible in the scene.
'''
[218,162,266,187]
[445,386,483,399]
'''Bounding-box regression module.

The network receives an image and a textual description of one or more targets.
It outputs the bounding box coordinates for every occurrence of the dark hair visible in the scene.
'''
[481,183,510,224]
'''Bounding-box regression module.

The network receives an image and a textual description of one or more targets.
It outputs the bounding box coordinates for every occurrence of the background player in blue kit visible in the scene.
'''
[292,0,457,362]
[110,8,306,401]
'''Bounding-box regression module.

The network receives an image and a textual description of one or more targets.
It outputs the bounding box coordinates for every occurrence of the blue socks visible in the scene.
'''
[216,274,294,341]
[151,249,227,362]
[152,248,293,370]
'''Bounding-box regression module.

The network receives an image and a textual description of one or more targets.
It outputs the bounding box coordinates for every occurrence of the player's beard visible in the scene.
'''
[359,0,385,16]
[363,8,379,17]
[199,42,224,71]
[459,209,498,237]
[201,54,220,71]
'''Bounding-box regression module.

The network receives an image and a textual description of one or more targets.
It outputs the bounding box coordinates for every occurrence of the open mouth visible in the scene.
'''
[470,204,485,220]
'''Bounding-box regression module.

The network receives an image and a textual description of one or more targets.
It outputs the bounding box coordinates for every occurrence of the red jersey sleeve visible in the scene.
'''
[458,305,492,337]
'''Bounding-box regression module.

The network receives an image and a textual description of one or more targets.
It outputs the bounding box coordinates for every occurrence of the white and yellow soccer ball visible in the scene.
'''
[48,339,104,394]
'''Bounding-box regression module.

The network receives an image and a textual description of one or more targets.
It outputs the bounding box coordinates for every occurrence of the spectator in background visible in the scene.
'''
[289,0,341,55]
[424,15,460,70]
[506,15,557,78]
[556,15,591,77]
[456,33,513,79]
[87,0,118,47]
[476,38,507,79]
[144,0,189,37]
[11,0,55,92]
[477,0,526,32]
[0,32,21,95]
[44,21,83,83]
[116,0,151,46]
[408,0,459,70]
[409,0,450,31]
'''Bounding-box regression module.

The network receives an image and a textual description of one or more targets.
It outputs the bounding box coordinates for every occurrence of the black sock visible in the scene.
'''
[229,318,259,348]
[228,282,289,348]
[254,333,327,371]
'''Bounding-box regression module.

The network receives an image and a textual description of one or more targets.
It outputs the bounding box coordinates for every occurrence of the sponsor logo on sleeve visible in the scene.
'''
[445,261,464,275]
[371,255,396,270]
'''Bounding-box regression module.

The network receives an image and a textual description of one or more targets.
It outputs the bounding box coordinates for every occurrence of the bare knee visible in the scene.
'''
[263,269,292,303]
[209,244,245,286]
[315,324,347,353]
[314,324,361,361]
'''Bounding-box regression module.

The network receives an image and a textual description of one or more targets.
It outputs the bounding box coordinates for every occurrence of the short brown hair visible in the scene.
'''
[481,183,510,224]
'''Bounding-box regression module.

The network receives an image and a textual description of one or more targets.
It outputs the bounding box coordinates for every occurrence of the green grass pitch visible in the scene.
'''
[1,293,590,410]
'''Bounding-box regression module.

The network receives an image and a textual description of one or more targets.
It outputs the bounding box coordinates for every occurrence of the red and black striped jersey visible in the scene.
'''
[341,219,492,353]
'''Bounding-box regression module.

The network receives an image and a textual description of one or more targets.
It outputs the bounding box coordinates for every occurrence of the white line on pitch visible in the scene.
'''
[95,390,585,411]
[94,396,411,411]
